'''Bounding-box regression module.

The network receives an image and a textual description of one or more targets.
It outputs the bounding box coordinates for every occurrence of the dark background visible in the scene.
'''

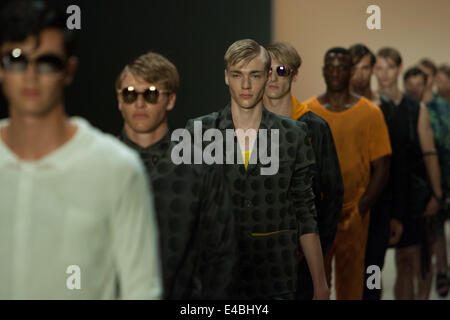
[0,0,271,135]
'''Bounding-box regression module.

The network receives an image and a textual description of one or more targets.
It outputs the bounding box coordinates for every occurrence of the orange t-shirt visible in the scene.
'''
[291,96,309,120]
[304,96,392,204]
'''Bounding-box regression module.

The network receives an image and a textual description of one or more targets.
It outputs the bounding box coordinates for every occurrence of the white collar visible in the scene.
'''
[0,117,89,170]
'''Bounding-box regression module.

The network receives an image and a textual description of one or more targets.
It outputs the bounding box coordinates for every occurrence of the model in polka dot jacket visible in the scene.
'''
[120,131,238,299]
[186,104,320,299]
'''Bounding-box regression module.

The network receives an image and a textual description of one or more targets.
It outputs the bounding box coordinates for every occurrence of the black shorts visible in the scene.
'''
[396,216,425,248]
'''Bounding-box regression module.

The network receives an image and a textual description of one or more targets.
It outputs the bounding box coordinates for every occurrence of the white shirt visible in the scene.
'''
[0,117,162,300]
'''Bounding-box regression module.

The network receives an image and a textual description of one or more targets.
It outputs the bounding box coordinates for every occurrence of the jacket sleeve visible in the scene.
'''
[316,121,343,252]
[289,122,319,236]
[195,164,238,299]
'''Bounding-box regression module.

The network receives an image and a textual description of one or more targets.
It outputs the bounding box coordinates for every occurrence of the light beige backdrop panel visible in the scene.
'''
[273,0,450,102]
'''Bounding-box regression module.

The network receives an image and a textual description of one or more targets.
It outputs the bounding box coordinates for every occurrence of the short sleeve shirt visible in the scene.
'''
[305,97,392,204]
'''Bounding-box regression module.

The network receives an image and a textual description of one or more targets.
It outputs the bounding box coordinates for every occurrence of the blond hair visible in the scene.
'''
[115,52,179,93]
[377,47,402,67]
[266,42,302,76]
[224,39,271,72]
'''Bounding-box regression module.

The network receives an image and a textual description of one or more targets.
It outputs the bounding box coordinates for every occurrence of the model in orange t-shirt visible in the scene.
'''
[304,47,391,300]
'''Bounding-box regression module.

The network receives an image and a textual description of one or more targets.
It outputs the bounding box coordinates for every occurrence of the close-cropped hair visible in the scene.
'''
[266,42,302,76]
[324,47,351,63]
[116,52,179,94]
[224,39,271,73]
[377,47,402,66]
[349,44,376,67]
[419,58,437,75]
[0,0,77,57]
[403,66,428,83]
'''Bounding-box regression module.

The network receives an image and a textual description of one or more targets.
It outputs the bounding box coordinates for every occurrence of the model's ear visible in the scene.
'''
[63,56,78,86]
[117,92,123,111]
[225,69,229,86]
[166,93,177,111]
[292,69,299,83]
[0,63,4,83]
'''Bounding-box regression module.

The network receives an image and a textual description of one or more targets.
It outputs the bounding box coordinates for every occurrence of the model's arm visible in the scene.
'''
[317,121,343,253]
[300,233,330,299]
[388,117,409,245]
[418,103,443,216]
[111,158,162,300]
[359,107,392,216]
[388,147,406,245]
[358,155,390,216]
[291,123,329,300]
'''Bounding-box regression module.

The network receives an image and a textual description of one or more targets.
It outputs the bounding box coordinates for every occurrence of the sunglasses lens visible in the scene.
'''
[122,88,138,104]
[36,55,66,73]
[121,87,165,104]
[1,53,27,72]
[1,51,66,74]
[277,66,290,77]
[143,88,159,104]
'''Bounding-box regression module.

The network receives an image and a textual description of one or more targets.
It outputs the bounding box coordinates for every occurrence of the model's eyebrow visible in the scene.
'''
[229,70,265,74]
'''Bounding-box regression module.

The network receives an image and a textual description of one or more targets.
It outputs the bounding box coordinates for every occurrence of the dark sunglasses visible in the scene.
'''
[120,86,169,104]
[0,49,67,74]
[271,65,292,77]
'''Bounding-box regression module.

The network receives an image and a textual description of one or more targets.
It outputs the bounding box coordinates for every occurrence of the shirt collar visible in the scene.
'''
[217,102,271,130]
[0,117,87,170]
[119,129,171,158]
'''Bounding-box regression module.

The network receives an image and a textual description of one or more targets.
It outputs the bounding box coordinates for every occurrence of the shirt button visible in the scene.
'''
[152,156,159,163]
[244,199,253,208]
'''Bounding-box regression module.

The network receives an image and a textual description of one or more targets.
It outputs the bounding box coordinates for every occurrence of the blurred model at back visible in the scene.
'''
[304,47,392,300]
[374,48,443,300]
[417,60,450,298]
[349,44,404,300]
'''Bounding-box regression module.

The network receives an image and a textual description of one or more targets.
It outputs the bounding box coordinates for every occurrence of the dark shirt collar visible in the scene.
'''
[120,129,171,158]
[217,102,271,130]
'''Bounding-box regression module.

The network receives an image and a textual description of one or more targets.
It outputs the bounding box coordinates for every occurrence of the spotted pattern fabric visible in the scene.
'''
[186,104,318,299]
[119,132,237,299]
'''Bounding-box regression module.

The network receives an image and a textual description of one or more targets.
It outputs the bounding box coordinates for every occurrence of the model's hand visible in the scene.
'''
[313,284,330,300]
[423,196,440,217]
[388,218,403,246]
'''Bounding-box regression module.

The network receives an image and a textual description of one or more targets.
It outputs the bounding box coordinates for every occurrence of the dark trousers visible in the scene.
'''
[362,205,391,300]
